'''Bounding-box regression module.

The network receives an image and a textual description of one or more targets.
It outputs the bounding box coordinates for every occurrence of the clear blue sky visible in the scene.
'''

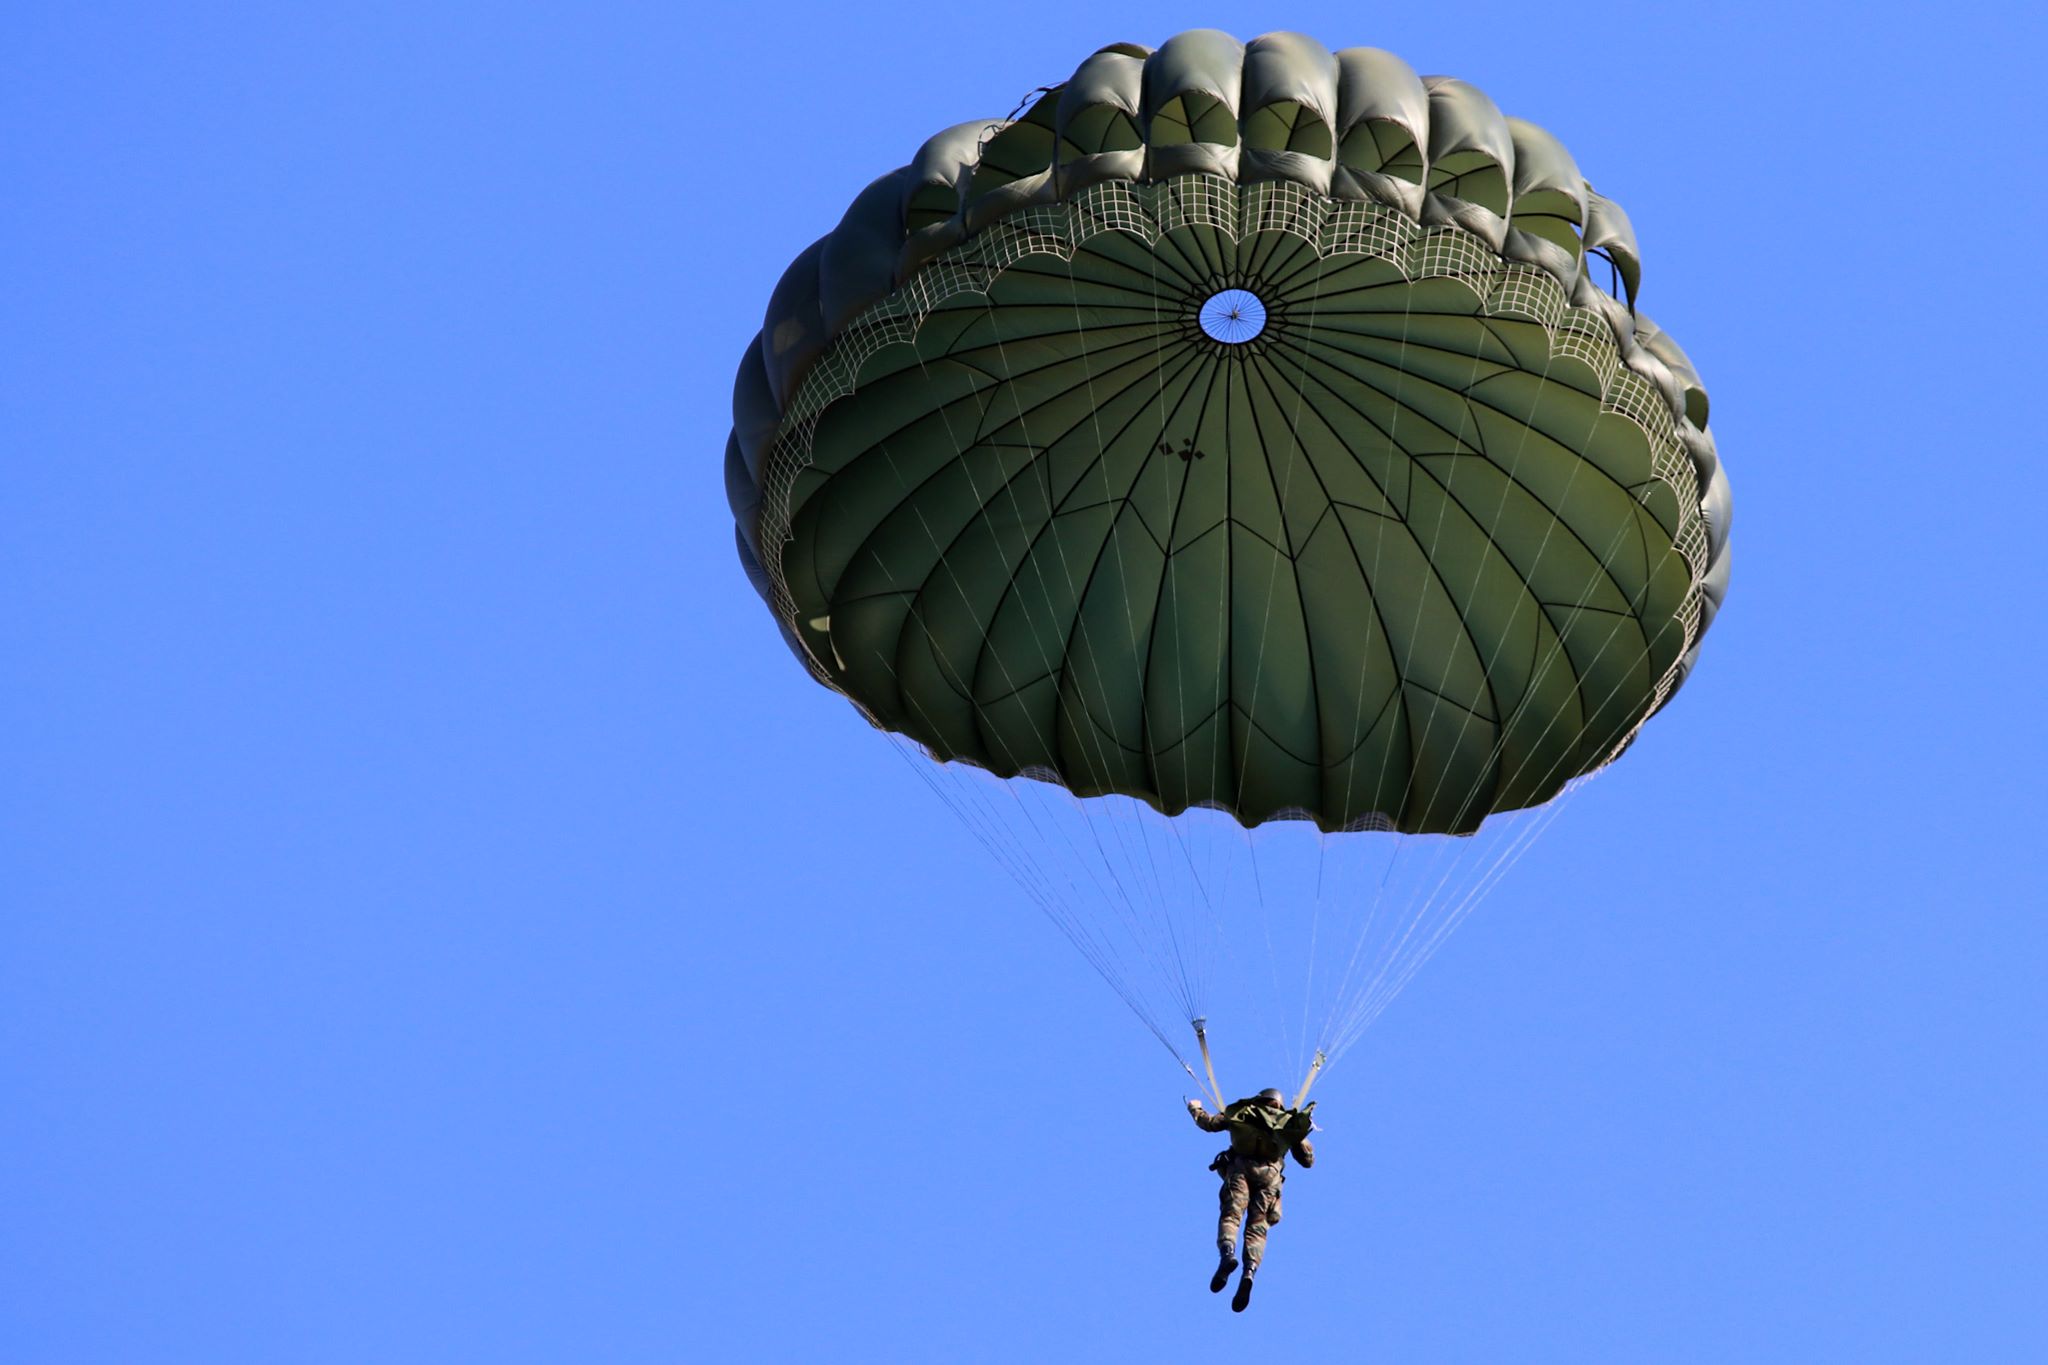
[6,4,2044,1361]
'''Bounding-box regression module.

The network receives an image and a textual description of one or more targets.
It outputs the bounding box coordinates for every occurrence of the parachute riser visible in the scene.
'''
[1292,1050,1326,1110]
[1191,1018,1225,1112]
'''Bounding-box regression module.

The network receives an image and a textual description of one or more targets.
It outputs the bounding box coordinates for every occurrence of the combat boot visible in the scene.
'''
[1231,1274,1254,1312]
[1209,1251,1238,1293]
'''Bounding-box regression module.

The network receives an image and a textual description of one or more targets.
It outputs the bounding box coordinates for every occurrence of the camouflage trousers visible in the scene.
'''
[1214,1155,1285,1277]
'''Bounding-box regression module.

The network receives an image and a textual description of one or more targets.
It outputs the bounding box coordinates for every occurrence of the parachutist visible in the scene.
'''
[728,31,1731,1231]
[1186,1087,1316,1311]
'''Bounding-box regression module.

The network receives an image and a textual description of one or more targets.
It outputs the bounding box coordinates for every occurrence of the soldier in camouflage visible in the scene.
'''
[1186,1087,1316,1312]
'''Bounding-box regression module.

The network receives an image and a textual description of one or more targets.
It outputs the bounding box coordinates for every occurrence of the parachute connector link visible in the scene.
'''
[1191,1017,1225,1112]
[1293,1050,1326,1110]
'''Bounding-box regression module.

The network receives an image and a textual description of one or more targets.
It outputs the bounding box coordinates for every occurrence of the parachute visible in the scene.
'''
[725,31,1731,1100]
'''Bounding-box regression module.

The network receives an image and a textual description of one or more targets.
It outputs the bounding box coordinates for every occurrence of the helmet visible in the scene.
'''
[1257,1088,1285,1108]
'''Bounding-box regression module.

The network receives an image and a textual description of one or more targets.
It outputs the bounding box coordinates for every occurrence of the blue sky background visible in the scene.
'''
[6,3,2045,1361]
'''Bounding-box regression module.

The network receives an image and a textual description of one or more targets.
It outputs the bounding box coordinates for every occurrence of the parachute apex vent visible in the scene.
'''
[1198,287,1267,344]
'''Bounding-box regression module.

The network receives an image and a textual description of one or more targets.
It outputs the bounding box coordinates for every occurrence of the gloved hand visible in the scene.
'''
[1186,1097,1206,1114]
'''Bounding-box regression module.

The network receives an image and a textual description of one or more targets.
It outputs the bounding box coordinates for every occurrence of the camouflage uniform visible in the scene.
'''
[1189,1098,1316,1281]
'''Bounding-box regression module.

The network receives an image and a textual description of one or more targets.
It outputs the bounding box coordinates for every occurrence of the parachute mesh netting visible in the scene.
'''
[725,31,1730,1093]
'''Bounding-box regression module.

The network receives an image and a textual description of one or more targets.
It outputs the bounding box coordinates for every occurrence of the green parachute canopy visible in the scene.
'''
[728,31,1729,840]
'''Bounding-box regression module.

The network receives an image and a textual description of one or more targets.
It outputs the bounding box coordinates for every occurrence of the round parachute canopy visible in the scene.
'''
[727,30,1730,837]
